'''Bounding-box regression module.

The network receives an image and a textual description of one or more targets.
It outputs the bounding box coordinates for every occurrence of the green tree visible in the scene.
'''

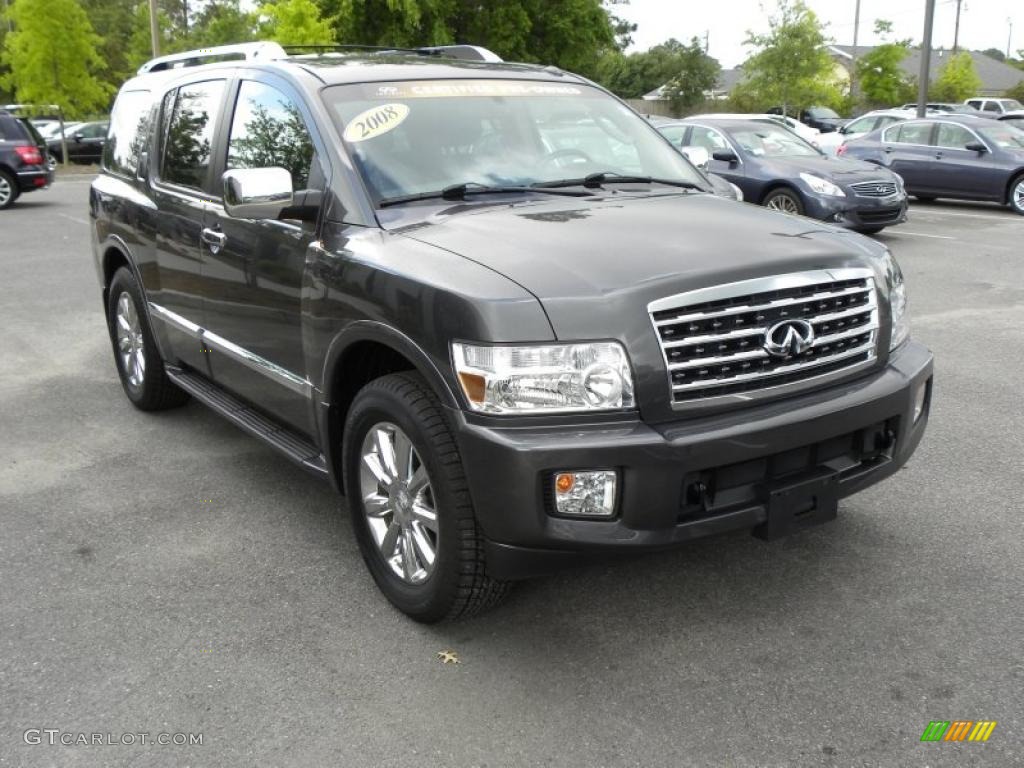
[184,0,256,49]
[929,51,982,102]
[598,37,718,110]
[258,0,334,45]
[1,0,112,117]
[856,42,915,107]
[735,0,843,114]
[981,47,1005,62]
[324,0,619,79]
[1004,80,1024,102]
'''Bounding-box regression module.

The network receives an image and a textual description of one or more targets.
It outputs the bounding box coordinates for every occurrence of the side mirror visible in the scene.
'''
[222,167,293,220]
[680,145,710,171]
[72,133,83,142]
[964,141,987,153]
[712,148,739,164]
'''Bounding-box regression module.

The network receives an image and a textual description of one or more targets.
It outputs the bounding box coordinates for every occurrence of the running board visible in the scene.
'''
[166,366,329,479]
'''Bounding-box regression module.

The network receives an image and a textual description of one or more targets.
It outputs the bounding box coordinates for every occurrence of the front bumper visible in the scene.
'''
[453,341,933,579]
[803,190,908,230]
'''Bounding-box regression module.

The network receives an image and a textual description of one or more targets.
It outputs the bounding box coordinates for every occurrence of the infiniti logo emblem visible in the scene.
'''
[763,319,815,359]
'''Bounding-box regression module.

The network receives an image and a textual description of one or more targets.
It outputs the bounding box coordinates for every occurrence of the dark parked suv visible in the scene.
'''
[0,109,53,209]
[91,42,933,621]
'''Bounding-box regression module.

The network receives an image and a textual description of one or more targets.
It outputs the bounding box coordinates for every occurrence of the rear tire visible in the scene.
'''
[762,188,804,216]
[344,372,510,622]
[106,267,190,411]
[0,169,18,210]
[1009,174,1024,216]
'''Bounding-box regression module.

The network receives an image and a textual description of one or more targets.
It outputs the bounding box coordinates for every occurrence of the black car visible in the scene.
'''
[769,105,846,132]
[90,42,932,621]
[662,118,908,233]
[840,115,1024,214]
[0,109,54,209]
[48,120,108,164]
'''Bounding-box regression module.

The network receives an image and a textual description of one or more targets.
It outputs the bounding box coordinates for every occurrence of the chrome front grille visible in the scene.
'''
[649,269,879,406]
[851,180,897,197]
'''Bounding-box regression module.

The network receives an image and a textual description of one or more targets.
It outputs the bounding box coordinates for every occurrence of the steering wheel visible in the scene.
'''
[539,148,594,170]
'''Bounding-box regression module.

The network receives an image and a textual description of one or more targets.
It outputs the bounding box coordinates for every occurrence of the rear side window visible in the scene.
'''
[0,115,29,141]
[890,122,932,144]
[161,80,226,190]
[104,91,154,177]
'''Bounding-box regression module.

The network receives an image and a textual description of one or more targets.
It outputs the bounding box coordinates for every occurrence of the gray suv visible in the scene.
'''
[90,43,933,621]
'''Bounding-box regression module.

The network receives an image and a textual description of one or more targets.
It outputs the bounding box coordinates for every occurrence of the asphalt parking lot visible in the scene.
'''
[1,179,1022,767]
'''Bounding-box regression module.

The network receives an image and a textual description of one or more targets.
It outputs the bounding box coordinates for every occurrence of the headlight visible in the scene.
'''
[892,172,905,191]
[885,251,910,350]
[451,342,634,414]
[799,172,845,197]
[729,182,744,201]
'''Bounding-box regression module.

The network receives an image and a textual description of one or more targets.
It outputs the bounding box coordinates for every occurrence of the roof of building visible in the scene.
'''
[829,45,1024,95]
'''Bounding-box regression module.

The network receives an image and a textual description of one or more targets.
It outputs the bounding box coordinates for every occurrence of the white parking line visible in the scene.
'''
[58,213,89,226]
[910,208,1022,223]
[892,231,956,240]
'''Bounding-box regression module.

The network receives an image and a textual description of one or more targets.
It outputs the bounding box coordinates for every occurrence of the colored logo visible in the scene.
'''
[920,720,997,742]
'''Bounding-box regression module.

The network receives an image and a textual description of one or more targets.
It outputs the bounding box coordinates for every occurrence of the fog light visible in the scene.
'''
[553,470,616,517]
[912,380,928,423]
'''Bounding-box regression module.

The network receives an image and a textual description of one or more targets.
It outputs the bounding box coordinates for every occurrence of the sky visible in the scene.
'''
[615,0,1019,68]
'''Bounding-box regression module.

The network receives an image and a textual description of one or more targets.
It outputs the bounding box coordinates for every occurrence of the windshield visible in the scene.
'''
[323,79,704,204]
[978,123,1024,149]
[728,123,821,157]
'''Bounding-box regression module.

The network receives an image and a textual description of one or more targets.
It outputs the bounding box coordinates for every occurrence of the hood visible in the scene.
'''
[760,154,895,182]
[397,193,887,340]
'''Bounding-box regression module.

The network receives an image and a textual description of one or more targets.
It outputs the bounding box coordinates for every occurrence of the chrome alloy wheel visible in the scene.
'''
[359,422,439,584]
[115,291,146,388]
[0,174,12,207]
[766,194,800,214]
[1013,179,1024,212]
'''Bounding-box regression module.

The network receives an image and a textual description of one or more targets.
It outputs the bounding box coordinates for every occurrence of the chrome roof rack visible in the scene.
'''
[282,43,502,62]
[137,42,288,74]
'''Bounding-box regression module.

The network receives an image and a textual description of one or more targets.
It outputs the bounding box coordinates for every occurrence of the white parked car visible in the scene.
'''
[964,97,1024,116]
[692,113,821,147]
[816,109,918,156]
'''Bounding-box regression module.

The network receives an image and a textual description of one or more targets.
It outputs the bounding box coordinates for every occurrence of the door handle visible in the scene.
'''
[883,146,894,154]
[934,151,943,159]
[201,227,227,252]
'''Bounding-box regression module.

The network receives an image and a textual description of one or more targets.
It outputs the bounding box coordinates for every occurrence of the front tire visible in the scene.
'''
[106,267,189,410]
[763,188,804,216]
[344,372,509,622]
[856,225,886,235]
[1009,174,1024,216]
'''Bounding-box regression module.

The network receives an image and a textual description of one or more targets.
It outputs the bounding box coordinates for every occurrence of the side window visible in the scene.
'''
[935,123,975,149]
[982,101,1000,113]
[688,126,728,152]
[80,122,108,139]
[847,116,876,133]
[967,100,981,110]
[659,125,686,147]
[161,80,226,190]
[892,122,932,144]
[226,80,317,191]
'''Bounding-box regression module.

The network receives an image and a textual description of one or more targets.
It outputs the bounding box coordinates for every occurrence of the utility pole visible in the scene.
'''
[148,0,160,57]
[953,0,962,53]
[850,0,862,97]
[704,30,709,54]
[917,0,936,118]
[1009,19,1014,60]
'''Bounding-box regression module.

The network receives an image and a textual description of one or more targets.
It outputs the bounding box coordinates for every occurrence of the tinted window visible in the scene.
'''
[226,81,316,191]
[892,122,932,144]
[161,80,226,190]
[935,123,976,149]
[687,126,729,152]
[78,122,109,139]
[104,91,154,177]
[967,100,982,109]
[0,115,30,141]
[982,101,1000,112]
[657,125,686,147]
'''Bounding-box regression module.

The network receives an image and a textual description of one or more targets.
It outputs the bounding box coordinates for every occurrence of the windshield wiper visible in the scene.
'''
[534,172,704,191]
[378,182,594,208]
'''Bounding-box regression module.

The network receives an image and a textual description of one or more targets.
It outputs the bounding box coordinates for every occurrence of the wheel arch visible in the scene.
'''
[1005,168,1024,205]
[318,322,461,495]
[759,181,803,206]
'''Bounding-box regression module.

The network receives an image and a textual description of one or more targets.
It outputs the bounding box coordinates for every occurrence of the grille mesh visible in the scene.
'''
[850,180,898,197]
[651,273,879,404]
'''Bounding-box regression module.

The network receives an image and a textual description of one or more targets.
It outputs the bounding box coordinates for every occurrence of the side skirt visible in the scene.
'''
[166,365,329,480]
